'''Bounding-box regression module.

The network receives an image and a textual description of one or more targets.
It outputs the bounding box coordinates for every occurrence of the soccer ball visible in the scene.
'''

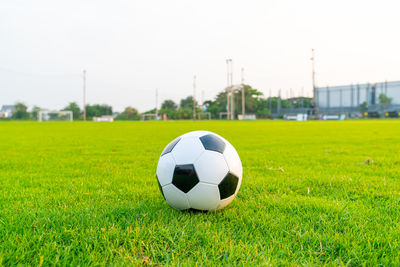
[156,130,242,211]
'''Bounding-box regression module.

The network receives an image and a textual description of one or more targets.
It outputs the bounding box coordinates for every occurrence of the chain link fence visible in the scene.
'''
[316,81,400,116]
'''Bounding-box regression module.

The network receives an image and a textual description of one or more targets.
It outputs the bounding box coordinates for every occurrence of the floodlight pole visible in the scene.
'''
[226,59,232,120]
[241,67,245,118]
[311,49,318,114]
[83,69,86,121]
[230,61,234,120]
[193,75,196,120]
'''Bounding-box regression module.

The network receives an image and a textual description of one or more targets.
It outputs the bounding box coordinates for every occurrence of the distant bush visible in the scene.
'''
[115,107,140,120]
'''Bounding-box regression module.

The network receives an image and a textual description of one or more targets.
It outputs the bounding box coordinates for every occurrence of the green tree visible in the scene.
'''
[115,107,140,120]
[233,85,264,116]
[255,98,271,118]
[359,101,368,113]
[203,91,228,119]
[158,97,205,120]
[293,97,312,108]
[63,102,81,120]
[378,93,392,117]
[203,85,268,119]
[180,96,195,109]
[86,104,113,119]
[177,106,193,119]
[160,100,178,119]
[265,97,277,112]
[12,102,29,120]
[203,99,225,119]
[161,100,178,110]
[280,99,290,108]
[143,108,156,114]
[378,93,392,105]
[31,106,41,120]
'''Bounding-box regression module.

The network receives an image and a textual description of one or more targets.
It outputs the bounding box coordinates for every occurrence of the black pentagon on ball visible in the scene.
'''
[199,134,226,153]
[172,164,199,193]
[161,137,181,156]
[218,172,239,199]
[156,176,165,200]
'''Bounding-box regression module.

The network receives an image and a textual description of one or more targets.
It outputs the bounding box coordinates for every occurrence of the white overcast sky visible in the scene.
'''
[1,0,399,112]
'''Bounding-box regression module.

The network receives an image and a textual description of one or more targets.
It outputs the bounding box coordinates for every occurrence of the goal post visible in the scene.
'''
[141,113,159,121]
[38,110,73,122]
[219,112,228,120]
[197,112,211,120]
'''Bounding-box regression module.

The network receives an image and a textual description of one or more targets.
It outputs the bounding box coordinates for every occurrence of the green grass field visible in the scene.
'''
[0,120,399,265]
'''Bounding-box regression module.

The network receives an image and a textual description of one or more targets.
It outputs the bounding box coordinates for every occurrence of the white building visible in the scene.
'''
[0,105,15,118]
[316,80,400,114]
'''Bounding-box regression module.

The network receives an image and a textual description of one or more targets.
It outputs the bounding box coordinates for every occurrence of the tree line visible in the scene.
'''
[7,102,116,120]
[156,85,312,119]
[5,84,315,120]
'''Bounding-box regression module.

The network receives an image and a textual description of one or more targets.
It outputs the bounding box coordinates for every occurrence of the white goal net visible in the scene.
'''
[141,113,159,121]
[38,110,73,122]
[197,112,211,120]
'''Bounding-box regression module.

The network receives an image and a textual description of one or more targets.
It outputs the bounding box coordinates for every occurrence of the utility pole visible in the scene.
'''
[83,69,86,121]
[241,67,245,118]
[230,61,234,120]
[155,88,158,118]
[311,48,318,114]
[193,75,196,120]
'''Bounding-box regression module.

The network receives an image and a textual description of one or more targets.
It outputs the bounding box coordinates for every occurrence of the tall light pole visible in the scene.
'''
[311,49,318,114]
[83,69,86,121]
[230,60,234,120]
[241,67,245,118]
[193,75,196,120]
[226,59,232,120]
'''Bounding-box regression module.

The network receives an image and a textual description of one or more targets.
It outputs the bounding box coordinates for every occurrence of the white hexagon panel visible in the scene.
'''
[162,184,190,210]
[186,182,220,211]
[194,150,229,184]
[156,130,242,211]
[171,137,205,165]
[223,143,243,179]
[156,153,176,186]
